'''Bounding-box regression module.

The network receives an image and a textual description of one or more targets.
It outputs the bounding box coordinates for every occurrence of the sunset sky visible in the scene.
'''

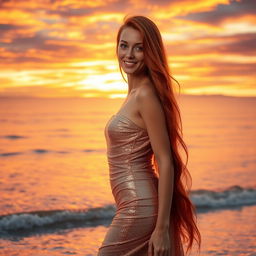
[0,0,255,98]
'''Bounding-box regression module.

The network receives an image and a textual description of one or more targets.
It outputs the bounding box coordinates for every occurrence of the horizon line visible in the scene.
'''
[0,93,256,99]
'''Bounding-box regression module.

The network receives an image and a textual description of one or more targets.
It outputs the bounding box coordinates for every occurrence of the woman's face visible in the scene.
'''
[117,26,145,75]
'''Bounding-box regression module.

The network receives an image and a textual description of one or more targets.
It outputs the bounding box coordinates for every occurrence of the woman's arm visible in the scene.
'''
[137,86,174,230]
[155,155,174,230]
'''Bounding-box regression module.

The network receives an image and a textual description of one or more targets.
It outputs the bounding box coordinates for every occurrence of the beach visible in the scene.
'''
[0,95,255,255]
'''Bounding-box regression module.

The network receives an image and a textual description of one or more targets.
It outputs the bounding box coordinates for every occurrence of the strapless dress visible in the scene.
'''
[97,114,183,255]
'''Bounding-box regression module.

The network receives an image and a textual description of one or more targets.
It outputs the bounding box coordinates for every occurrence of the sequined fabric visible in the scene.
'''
[97,114,182,256]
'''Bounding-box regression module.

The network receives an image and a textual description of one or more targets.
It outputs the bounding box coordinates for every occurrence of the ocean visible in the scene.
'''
[0,95,255,256]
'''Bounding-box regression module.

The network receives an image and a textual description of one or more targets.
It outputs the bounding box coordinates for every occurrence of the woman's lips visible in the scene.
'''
[123,60,137,68]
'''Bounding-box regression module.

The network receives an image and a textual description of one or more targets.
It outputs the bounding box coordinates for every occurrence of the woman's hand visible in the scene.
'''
[148,227,171,256]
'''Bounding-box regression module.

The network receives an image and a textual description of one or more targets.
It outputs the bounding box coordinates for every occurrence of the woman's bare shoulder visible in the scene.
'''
[135,80,158,100]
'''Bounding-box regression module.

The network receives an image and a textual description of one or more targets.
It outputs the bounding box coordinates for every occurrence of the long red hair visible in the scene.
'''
[116,15,201,255]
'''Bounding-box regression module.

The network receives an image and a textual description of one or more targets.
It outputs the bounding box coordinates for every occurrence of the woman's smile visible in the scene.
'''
[123,60,138,68]
[117,26,145,75]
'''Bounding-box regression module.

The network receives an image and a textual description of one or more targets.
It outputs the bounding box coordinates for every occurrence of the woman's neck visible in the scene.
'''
[127,73,149,94]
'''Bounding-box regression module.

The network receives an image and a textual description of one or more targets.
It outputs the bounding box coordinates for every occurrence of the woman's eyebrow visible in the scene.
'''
[120,40,143,45]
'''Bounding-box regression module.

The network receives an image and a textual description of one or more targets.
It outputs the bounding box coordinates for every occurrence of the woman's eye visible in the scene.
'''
[135,46,143,51]
[120,43,127,48]
[119,44,143,51]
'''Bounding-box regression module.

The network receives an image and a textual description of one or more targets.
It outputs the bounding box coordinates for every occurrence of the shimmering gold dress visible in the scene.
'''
[98,114,183,256]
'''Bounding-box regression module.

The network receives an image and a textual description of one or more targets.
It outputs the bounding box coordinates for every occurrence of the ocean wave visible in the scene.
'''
[191,185,256,209]
[0,205,115,234]
[0,185,255,233]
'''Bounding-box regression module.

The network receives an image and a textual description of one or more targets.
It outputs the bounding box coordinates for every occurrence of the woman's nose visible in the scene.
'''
[126,47,134,58]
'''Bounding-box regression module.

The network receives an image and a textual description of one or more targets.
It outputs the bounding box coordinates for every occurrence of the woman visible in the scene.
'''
[98,15,201,256]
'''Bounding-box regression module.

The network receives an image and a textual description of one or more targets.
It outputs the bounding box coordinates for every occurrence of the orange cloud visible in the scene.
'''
[0,0,255,98]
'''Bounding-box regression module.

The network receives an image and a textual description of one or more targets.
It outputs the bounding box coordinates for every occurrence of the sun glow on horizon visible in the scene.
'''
[0,0,255,98]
